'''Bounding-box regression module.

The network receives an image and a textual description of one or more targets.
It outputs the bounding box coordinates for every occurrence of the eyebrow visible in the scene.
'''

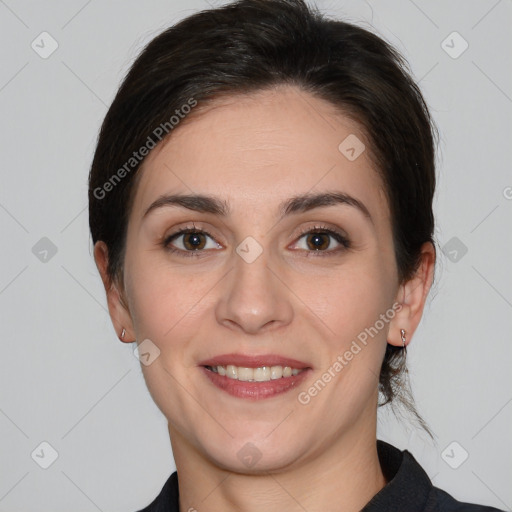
[143,191,373,224]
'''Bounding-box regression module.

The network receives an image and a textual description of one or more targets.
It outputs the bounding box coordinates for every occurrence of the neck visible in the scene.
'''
[170,419,386,512]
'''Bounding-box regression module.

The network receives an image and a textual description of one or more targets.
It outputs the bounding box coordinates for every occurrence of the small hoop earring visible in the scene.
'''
[120,328,126,340]
[400,328,406,348]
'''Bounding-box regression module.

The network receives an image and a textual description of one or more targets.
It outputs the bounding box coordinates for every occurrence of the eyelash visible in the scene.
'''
[162,223,351,258]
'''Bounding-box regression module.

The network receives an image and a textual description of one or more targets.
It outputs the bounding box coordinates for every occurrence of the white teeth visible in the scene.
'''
[237,367,254,382]
[254,366,271,382]
[226,365,238,379]
[208,364,303,382]
[270,366,283,379]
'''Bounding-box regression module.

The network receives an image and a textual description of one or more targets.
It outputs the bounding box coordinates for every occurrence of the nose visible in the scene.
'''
[215,243,294,335]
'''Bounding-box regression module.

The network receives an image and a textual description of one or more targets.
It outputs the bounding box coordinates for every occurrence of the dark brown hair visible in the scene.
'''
[88,0,437,434]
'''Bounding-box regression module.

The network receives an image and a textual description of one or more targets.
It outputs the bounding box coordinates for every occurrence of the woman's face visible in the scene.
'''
[120,86,403,472]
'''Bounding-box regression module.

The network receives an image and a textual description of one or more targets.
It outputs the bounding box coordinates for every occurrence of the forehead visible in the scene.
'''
[130,85,389,222]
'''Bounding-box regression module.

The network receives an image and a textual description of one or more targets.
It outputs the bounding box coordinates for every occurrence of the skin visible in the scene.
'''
[95,85,435,512]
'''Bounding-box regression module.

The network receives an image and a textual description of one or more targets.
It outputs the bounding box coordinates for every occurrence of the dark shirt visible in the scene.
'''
[136,440,504,511]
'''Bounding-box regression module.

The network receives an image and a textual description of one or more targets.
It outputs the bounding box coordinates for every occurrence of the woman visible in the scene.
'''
[88,0,504,510]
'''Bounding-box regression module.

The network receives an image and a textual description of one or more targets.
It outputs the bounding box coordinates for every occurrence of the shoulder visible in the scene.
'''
[425,486,505,512]
[368,440,505,512]
[134,471,179,512]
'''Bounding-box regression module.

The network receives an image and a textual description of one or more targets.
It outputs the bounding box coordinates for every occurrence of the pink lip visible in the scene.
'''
[200,366,311,400]
[198,353,311,369]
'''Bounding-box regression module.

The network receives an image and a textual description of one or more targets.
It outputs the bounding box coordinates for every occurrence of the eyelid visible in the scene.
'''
[294,223,348,240]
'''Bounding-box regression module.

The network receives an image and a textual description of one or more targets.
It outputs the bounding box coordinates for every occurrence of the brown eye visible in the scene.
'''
[163,228,222,257]
[291,226,350,256]
[305,232,331,251]
[182,232,207,250]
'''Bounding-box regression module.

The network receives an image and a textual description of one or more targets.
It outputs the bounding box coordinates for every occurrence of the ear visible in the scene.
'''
[94,241,135,343]
[388,242,436,347]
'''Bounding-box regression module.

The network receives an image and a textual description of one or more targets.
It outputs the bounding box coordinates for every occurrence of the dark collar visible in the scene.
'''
[361,440,432,510]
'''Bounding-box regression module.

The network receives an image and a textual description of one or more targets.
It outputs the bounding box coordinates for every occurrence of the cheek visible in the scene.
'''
[124,254,209,341]
[124,259,214,422]
[293,256,395,409]
[295,258,395,345]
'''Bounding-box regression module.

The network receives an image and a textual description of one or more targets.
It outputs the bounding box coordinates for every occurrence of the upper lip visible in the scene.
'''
[199,353,311,369]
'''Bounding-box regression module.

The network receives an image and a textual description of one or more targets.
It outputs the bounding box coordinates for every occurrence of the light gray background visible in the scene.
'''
[0,0,511,510]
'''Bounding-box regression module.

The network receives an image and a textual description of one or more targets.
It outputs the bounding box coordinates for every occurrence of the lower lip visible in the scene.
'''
[201,366,311,400]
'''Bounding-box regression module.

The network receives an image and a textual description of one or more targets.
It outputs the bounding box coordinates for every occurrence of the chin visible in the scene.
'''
[197,429,307,475]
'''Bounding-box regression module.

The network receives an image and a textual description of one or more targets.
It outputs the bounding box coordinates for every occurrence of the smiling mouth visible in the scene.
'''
[204,364,304,382]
